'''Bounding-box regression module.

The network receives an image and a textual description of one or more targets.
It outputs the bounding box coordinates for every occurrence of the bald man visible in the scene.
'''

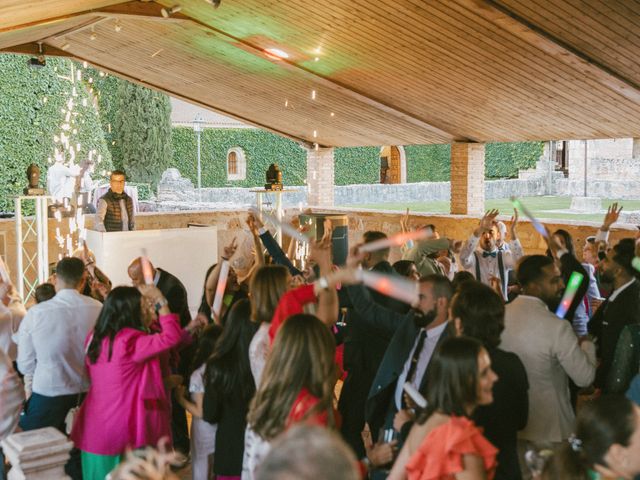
[128,257,192,458]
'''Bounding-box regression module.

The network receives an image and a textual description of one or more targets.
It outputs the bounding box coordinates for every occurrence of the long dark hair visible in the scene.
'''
[419,336,484,423]
[189,324,223,376]
[551,229,576,258]
[87,286,143,364]
[544,395,636,479]
[248,314,337,440]
[204,299,257,401]
[198,264,216,320]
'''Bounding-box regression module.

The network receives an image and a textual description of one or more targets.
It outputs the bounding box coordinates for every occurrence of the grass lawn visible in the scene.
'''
[344,196,640,223]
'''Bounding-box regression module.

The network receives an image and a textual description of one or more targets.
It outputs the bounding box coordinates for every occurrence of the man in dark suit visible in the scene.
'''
[128,258,192,459]
[344,272,453,478]
[588,238,640,390]
[338,231,407,458]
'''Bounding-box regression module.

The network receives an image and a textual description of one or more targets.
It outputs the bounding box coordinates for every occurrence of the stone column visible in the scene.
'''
[450,142,485,215]
[633,138,640,158]
[306,147,335,207]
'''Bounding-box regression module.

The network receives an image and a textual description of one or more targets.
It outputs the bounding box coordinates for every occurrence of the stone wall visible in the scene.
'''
[1,208,635,289]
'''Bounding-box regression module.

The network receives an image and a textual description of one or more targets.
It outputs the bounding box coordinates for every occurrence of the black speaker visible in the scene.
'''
[298,213,349,266]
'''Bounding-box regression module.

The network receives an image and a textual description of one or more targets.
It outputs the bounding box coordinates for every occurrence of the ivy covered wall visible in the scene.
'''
[0,55,112,212]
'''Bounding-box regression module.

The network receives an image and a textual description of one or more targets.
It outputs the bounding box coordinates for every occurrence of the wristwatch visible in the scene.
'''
[155,298,168,311]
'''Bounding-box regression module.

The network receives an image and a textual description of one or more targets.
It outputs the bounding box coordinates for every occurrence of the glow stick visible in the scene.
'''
[249,207,311,244]
[359,228,433,253]
[403,382,427,409]
[360,270,419,305]
[555,271,584,318]
[140,249,154,285]
[0,255,10,283]
[212,260,230,320]
[632,257,640,273]
[511,197,548,238]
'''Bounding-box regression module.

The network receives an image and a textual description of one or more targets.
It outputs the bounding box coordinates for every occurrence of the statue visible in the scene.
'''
[265,163,283,190]
[23,164,45,196]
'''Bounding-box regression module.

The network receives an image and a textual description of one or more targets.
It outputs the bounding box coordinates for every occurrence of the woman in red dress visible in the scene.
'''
[389,336,499,480]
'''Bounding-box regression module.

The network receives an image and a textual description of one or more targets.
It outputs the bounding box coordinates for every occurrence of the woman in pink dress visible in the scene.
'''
[71,285,198,480]
[389,336,499,480]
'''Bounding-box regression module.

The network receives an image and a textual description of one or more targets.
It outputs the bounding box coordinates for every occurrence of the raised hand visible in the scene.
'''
[246,213,260,236]
[400,208,411,233]
[602,203,623,231]
[509,208,519,239]
[475,209,499,236]
[222,237,238,260]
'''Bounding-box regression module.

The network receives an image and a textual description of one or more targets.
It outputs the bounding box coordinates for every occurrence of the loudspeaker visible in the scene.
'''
[298,213,349,266]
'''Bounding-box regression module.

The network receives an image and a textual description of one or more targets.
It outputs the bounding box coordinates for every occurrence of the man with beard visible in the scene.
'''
[501,255,596,480]
[459,209,523,300]
[588,238,640,391]
[343,270,452,480]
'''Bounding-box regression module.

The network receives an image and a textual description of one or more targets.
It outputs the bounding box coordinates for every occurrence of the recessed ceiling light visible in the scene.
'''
[264,48,289,60]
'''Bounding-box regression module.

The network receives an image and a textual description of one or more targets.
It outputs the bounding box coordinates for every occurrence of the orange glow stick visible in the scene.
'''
[360,270,419,305]
[140,249,154,285]
[359,228,433,253]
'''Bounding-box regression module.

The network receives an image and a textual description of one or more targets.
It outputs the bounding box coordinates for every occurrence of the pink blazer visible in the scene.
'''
[71,314,186,455]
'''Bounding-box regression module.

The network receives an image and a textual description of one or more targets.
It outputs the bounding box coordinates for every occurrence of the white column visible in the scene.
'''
[306,147,335,207]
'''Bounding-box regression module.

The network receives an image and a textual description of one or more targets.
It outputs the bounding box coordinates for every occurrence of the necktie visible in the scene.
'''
[482,251,497,258]
[402,330,427,409]
[407,330,427,385]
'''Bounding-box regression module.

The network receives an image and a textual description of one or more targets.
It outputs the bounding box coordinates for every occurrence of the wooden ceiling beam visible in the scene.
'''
[0,1,186,36]
[464,0,640,104]
[0,41,317,148]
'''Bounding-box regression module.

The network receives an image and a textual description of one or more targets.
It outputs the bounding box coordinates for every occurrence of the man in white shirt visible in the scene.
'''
[500,255,596,479]
[0,347,24,480]
[16,257,101,434]
[459,209,523,299]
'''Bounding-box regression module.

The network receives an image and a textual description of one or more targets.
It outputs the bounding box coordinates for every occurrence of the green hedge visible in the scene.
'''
[334,147,380,185]
[485,141,544,179]
[171,128,308,187]
[406,144,452,182]
[0,54,112,212]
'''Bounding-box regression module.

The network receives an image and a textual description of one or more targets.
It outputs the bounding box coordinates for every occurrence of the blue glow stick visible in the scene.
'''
[511,197,548,238]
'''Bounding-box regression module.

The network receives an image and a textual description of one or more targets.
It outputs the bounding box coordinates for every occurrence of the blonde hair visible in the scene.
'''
[249,265,289,324]
[247,314,336,440]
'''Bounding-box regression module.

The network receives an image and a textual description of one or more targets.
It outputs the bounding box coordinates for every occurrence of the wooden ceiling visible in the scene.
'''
[1,0,639,147]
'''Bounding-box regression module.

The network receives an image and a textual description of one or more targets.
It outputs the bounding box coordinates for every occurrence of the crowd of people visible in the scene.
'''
[1,204,640,480]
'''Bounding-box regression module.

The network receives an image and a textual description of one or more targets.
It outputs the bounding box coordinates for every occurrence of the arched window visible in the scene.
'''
[227,147,246,180]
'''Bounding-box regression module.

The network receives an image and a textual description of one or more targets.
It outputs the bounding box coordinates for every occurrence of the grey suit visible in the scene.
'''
[501,295,596,443]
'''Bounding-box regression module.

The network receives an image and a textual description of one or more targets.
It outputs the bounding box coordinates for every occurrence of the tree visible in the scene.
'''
[113,82,172,186]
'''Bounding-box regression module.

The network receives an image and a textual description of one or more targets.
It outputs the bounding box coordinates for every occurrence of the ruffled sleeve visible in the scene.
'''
[406,416,498,480]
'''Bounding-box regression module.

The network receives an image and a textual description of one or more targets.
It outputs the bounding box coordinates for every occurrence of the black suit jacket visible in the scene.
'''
[338,261,406,456]
[589,279,640,388]
[345,284,451,437]
[473,348,529,480]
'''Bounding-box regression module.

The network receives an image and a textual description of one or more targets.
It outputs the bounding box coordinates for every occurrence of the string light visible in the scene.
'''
[114,20,122,33]
[330,112,335,117]
[311,90,317,100]
[82,61,88,68]
[313,130,317,138]
[284,99,289,108]
[90,32,97,41]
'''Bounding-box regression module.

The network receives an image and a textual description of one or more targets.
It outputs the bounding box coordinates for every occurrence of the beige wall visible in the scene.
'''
[1,207,635,287]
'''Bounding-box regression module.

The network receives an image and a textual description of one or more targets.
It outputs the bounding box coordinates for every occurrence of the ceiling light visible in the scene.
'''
[90,32,97,40]
[264,48,289,60]
[114,21,122,32]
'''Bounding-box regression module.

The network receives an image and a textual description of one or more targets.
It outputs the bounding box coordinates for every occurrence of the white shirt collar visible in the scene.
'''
[609,278,636,302]
[425,319,449,338]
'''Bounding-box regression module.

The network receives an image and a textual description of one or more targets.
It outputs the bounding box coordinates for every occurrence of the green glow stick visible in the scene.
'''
[555,271,584,318]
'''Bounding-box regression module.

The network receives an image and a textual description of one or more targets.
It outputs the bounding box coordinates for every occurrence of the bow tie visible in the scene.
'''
[482,251,497,258]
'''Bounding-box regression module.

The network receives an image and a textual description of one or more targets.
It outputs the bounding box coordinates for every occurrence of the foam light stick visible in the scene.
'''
[632,257,640,273]
[359,270,419,305]
[140,249,154,285]
[555,271,584,318]
[249,207,312,244]
[511,197,548,238]
[358,228,433,253]
[0,254,10,283]
[212,260,230,321]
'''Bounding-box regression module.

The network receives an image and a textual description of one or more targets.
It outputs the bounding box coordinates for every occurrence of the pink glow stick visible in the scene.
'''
[358,228,433,253]
[212,260,230,320]
[360,270,419,305]
[140,249,154,285]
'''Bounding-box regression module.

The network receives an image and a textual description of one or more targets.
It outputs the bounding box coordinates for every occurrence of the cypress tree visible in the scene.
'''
[113,82,172,186]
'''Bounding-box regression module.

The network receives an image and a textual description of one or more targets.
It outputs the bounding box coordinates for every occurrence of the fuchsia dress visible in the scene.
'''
[71,313,186,455]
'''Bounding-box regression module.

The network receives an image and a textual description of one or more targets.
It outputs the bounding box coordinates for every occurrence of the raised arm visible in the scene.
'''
[313,222,339,328]
[205,238,237,308]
